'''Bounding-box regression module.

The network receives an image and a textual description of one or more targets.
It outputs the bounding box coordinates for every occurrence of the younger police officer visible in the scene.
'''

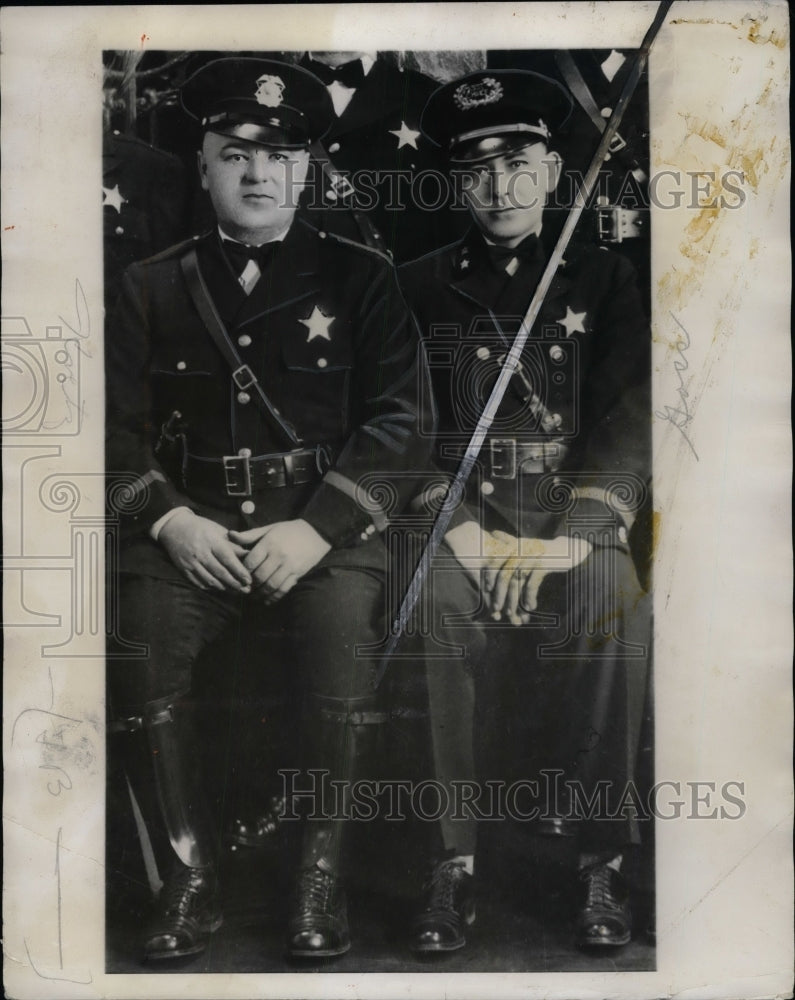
[106,58,432,962]
[400,70,651,952]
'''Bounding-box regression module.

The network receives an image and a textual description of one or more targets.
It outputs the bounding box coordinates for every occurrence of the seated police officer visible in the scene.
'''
[106,58,432,962]
[399,70,651,951]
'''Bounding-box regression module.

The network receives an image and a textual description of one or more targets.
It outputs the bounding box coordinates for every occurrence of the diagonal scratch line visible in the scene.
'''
[375,0,673,687]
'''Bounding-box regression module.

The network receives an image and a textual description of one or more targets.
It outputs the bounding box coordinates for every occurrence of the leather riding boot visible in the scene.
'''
[112,695,222,961]
[286,694,385,959]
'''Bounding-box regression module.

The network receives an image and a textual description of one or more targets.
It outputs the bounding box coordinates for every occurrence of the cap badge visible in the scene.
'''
[453,77,503,111]
[255,74,286,108]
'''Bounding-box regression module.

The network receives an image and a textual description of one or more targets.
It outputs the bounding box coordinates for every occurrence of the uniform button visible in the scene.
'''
[601,106,612,118]
[115,226,124,236]
[238,447,252,458]
[476,346,491,361]
[192,234,200,240]
[552,476,561,485]
[113,129,120,136]
[328,142,341,153]
[481,481,495,496]
[176,361,187,371]
[365,524,376,536]
[360,531,368,541]
[238,334,252,348]
[551,413,563,427]
[241,500,256,515]
[237,391,251,405]
[618,525,628,544]
[326,189,338,201]
[316,357,328,369]
[318,231,327,239]
[549,345,564,362]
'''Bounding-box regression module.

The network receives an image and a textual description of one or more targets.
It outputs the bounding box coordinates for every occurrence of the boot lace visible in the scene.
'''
[580,863,618,911]
[161,865,210,916]
[424,860,465,913]
[294,866,335,915]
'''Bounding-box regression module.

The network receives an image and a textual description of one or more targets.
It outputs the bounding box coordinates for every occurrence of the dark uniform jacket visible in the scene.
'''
[399,230,650,549]
[103,131,190,306]
[106,219,434,580]
[300,57,468,263]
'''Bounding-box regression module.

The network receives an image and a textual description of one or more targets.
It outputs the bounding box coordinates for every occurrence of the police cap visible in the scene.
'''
[421,70,573,163]
[181,57,333,148]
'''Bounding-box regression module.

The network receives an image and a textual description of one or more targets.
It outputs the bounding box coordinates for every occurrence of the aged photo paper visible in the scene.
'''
[2,3,792,998]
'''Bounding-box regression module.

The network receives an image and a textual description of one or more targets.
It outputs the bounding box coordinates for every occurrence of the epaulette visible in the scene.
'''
[106,130,183,164]
[298,217,394,267]
[137,232,212,266]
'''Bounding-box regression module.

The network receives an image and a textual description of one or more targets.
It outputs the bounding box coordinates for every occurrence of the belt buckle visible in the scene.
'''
[223,454,252,496]
[232,364,257,390]
[490,438,517,479]
[331,171,356,200]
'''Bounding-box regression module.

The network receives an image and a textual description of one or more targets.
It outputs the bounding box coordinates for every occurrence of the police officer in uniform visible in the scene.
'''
[299,51,467,262]
[399,70,651,951]
[103,118,191,307]
[106,58,432,962]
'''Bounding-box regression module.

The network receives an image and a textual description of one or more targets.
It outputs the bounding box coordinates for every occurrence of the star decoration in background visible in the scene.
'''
[103,184,127,213]
[299,305,334,342]
[559,306,587,337]
[389,120,420,150]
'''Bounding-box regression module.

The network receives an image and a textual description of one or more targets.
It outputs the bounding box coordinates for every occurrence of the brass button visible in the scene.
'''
[238,447,252,458]
[476,346,490,361]
[238,334,252,348]
[317,357,328,369]
[618,526,628,544]
[328,142,341,153]
[481,481,495,496]
[115,226,124,236]
[241,500,256,515]
[176,361,187,371]
[237,391,251,405]
[549,345,564,362]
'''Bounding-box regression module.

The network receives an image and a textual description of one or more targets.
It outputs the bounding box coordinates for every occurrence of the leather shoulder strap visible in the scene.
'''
[180,249,303,448]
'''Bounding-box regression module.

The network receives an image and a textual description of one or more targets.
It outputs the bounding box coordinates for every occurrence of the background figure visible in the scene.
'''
[103,78,191,308]
[297,51,468,262]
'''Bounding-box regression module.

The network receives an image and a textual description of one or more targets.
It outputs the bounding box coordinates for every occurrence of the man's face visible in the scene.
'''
[459,142,562,247]
[199,132,310,243]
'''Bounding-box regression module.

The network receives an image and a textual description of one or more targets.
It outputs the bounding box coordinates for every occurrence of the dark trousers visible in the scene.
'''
[419,544,650,857]
[110,560,386,715]
[480,546,651,853]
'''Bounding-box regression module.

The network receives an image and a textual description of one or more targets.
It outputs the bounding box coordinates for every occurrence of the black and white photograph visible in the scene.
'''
[2,4,791,999]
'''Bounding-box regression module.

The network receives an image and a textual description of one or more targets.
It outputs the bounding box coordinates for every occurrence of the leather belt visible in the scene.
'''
[185,447,330,497]
[489,438,566,478]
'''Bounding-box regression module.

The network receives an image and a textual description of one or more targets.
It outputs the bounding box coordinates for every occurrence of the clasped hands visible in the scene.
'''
[159,510,331,603]
[445,521,592,625]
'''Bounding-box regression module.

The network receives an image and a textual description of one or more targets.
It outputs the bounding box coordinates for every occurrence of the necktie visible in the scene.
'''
[306,58,365,89]
[485,233,543,273]
[222,240,278,294]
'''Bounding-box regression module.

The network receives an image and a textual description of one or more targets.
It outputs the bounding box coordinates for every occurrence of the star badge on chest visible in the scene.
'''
[299,305,334,342]
[558,306,587,337]
[389,120,420,150]
[103,184,127,213]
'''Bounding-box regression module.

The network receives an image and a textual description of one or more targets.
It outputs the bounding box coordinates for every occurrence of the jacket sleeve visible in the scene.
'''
[300,258,437,547]
[562,252,651,544]
[105,263,194,533]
